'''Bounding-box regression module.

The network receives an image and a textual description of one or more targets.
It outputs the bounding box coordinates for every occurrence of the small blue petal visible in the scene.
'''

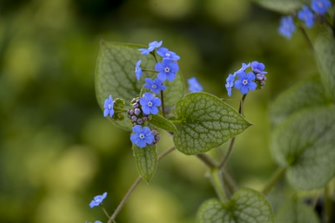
[139,93,162,115]
[155,59,179,82]
[311,0,332,15]
[139,40,163,55]
[89,192,108,208]
[135,60,143,80]
[103,96,115,118]
[157,47,181,61]
[188,77,203,93]
[144,78,166,94]
[130,125,156,148]
[298,6,316,28]
[279,16,296,39]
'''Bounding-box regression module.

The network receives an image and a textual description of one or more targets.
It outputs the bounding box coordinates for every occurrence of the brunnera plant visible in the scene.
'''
[87,1,335,222]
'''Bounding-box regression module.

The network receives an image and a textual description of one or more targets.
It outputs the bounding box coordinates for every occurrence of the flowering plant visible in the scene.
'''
[88,0,335,221]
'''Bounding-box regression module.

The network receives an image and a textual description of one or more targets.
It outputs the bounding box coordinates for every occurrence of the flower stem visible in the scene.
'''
[107,147,175,223]
[160,90,166,117]
[196,154,217,169]
[298,26,314,51]
[262,167,286,195]
[219,95,247,170]
[210,169,228,203]
[102,206,110,218]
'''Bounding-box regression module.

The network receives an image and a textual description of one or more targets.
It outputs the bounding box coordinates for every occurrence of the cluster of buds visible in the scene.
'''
[128,98,151,125]
[151,129,160,145]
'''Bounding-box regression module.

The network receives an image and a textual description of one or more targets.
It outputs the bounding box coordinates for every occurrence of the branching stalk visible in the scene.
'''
[107,147,175,223]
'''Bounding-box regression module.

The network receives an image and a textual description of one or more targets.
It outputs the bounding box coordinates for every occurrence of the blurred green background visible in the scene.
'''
[0,0,318,222]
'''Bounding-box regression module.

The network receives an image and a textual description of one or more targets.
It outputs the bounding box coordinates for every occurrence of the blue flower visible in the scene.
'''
[144,78,166,94]
[157,47,181,61]
[135,60,143,80]
[298,6,316,28]
[139,40,163,55]
[279,16,296,39]
[237,63,251,73]
[225,74,236,97]
[311,0,332,15]
[155,59,179,82]
[130,125,155,148]
[188,77,203,93]
[89,192,107,208]
[95,221,103,223]
[139,93,161,115]
[104,96,115,118]
[234,72,257,95]
[251,61,267,75]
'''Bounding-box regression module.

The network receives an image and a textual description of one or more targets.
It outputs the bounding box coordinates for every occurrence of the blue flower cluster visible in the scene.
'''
[225,61,268,96]
[279,0,332,39]
[127,41,182,148]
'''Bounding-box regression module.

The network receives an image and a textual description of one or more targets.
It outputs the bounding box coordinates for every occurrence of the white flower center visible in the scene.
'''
[139,133,145,139]
[152,84,157,89]
[242,79,248,85]
[166,53,171,57]
[164,67,170,73]
[148,101,153,107]
[108,104,113,109]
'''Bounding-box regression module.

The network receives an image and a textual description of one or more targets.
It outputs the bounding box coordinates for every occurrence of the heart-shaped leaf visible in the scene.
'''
[95,41,184,130]
[271,79,329,126]
[173,92,250,155]
[314,28,335,100]
[272,106,335,190]
[254,0,303,13]
[132,145,157,182]
[197,188,274,223]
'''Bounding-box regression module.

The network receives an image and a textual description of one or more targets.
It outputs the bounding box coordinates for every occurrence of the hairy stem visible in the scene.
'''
[107,147,175,223]
[262,167,286,195]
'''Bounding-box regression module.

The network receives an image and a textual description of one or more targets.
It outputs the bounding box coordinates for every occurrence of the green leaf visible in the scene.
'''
[132,145,158,182]
[173,93,250,155]
[271,79,329,126]
[149,115,177,133]
[272,106,335,190]
[254,0,303,13]
[197,188,274,223]
[276,197,319,223]
[95,41,184,130]
[314,29,335,100]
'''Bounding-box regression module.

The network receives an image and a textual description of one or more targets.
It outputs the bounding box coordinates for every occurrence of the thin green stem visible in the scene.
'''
[298,26,314,51]
[219,95,246,170]
[262,167,286,195]
[102,206,111,218]
[196,154,217,169]
[108,177,142,223]
[222,170,238,196]
[210,169,228,203]
[160,90,166,117]
[142,68,157,73]
[107,147,175,223]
